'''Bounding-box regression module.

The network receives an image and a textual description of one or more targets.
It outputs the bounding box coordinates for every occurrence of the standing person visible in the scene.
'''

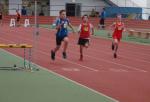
[78,15,94,61]
[99,8,106,29]
[0,11,2,25]
[51,10,75,60]
[21,6,27,16]
[16,10,21,26]
[110,14,125,58]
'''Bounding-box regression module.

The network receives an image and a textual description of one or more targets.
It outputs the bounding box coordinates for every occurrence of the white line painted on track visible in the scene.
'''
[62,67,80,72]
[0,37,99,72]
[109,68,129,72]
[1,49,119,102]
[83,54,148,73]
[0,35,148,73]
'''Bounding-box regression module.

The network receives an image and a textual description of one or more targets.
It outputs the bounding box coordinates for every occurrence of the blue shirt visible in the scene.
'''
[21,8,27,15]
[55,18,70,38]
[100,11,106,19]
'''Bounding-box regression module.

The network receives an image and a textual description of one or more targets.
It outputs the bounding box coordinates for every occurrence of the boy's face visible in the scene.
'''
[83,16,88,22]
[117,15,122,22]
[60,11,66,19]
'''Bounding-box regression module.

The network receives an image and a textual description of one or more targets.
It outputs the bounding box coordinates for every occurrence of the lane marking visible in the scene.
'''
[1,49,119,102]
[0,35,148,73]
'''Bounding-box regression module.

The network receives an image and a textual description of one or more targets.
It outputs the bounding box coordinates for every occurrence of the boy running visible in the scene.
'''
[51,10,75,60]
[110,14,125,58]
[78,15,94,61]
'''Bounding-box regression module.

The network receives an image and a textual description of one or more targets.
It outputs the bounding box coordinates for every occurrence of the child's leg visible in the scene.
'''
[0,20,2,25]
[114,39,118,53]
[63,37,69,53]
[85,43,89,48]
[113,39,119,58]
[16,19,20,26]
[62,37,69,59]
[53,45,61,53]
[51,45,60,60]
[112,39,115,50]
[18,21,20,26]
[51,37,62,60]
[79,45,83,61]
[16,20,18,27]
[84,39,90,48]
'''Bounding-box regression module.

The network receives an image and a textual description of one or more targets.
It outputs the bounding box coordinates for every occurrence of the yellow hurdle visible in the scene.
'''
[0,43,33,71]
[0,44,32,48]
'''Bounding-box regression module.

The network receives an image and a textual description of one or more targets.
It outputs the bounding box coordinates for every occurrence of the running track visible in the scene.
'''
[0,25,150,102]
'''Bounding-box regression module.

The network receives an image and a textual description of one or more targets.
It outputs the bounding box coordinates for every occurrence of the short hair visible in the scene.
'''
[59,10,66,14]
[117,14,122,18]
[82,14,88,19]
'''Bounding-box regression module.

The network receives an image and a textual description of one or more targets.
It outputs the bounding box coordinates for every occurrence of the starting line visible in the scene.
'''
[0,44,33,71]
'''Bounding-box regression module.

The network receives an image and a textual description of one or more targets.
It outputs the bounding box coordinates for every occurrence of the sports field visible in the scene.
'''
[0,24,150,102]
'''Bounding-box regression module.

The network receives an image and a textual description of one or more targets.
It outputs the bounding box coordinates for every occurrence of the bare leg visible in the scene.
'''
[113,39,119,58]
[0,20,2,25]
[53,46,61,53]
[62,37,69,59]
[79,45,83,61]
[51,45,60,60]
[85,42,89,48]
[63,37,69,53]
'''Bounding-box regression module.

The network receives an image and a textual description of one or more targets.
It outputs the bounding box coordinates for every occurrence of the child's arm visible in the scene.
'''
[56,24,61,30]
[56,21,63,30]
[107,22,115,37]
[109,22,116,30]
[77,24,81,34]
[68,23,75,33]
[91,24,94,35]
[122,23,126,32]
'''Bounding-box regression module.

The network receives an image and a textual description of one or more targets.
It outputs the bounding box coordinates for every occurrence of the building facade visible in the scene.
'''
[0,0,106,16]
[0,0,149,19]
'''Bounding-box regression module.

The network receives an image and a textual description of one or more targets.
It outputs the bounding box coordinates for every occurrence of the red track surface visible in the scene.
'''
[0,25,150,102]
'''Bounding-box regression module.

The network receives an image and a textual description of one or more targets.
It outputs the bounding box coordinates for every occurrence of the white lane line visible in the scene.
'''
[0,35,147,73]
[0,37,99,72]
[1,49,119,102]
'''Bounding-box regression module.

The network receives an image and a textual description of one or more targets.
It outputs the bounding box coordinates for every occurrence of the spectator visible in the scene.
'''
[16,10,21,26]
[0,11,3,25]
[21,6,27,16]
[99,8,106,29]
[39,10,44,16]
[90,9,96,17]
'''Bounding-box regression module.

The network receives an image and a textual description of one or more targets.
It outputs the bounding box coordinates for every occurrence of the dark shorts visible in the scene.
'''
[56,35,68,46]
[100,18,105,25]
[0,15,2,20]
[78,38,89,46]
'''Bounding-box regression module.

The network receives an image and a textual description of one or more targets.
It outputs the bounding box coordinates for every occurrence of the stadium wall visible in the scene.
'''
[49,0,107,16]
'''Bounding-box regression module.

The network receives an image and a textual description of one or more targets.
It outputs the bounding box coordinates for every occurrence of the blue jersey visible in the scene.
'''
[100,11,106,19]
[55,18,70,38]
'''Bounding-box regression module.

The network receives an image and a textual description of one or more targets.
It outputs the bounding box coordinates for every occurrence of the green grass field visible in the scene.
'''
[94,30,150,45]
[0,49,117,102]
